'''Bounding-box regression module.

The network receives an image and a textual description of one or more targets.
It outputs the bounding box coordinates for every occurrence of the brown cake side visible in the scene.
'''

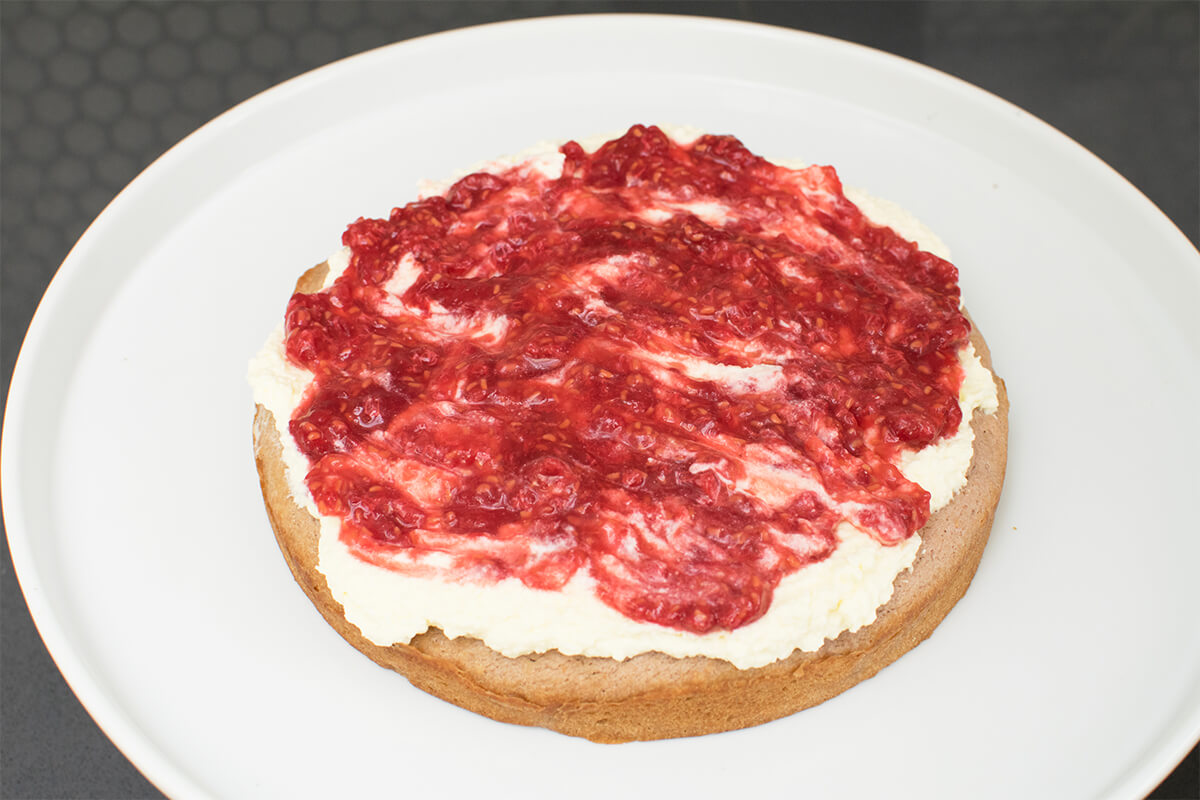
[252,262,1008,743]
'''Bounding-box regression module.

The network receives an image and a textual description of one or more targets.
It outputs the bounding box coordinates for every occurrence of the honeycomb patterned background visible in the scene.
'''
[1,3,1197,798]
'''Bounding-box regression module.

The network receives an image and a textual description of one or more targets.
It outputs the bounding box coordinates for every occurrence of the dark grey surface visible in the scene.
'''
[1,2,1197,798]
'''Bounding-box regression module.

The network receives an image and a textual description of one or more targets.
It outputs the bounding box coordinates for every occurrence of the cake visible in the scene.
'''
[249,125,1008,741]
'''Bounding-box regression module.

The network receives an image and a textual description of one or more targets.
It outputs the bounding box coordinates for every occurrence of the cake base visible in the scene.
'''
[252,263,1008,742]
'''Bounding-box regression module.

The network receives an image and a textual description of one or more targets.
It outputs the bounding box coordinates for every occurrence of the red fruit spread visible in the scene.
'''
[283,125,968,635]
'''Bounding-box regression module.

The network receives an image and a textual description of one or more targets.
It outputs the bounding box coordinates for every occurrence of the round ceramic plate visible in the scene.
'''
[4,15,1198,799]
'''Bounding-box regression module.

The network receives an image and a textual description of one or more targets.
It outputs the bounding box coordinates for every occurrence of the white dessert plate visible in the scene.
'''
[4,15,1198,800]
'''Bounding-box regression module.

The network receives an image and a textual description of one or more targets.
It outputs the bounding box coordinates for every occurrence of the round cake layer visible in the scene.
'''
[250,127,1008,740]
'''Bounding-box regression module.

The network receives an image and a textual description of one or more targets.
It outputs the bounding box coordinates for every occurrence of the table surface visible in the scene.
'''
[1,2,1197,798]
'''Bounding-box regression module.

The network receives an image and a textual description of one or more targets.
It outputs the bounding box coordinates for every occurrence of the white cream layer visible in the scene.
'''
[249,130,999,669]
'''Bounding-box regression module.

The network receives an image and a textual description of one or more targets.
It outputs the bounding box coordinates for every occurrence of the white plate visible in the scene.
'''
[4,15,1198,800]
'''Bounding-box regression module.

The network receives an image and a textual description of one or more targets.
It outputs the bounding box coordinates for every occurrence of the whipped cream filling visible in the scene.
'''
[249,129,999,669]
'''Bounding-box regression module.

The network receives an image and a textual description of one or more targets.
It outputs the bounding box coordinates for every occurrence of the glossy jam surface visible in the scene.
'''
[283,126,967,634]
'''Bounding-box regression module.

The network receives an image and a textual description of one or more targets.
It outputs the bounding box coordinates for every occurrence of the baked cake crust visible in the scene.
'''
[253,263,1008,742]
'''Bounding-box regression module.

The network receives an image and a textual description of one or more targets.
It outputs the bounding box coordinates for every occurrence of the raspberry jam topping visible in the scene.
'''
[284,125,968,634]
